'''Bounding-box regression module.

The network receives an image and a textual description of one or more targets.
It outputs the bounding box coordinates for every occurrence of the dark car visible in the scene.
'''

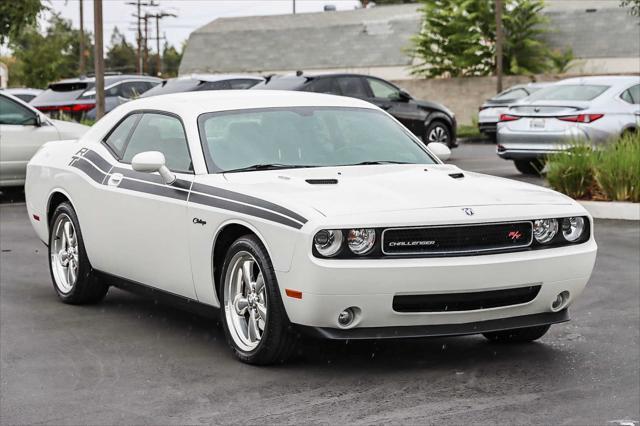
[140,74,264,98]
[30,74,161,121]
[251,73,458,148]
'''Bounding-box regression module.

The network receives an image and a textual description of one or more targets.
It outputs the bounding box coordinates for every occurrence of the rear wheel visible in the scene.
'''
[48,202,108,304]
[483,325,550,343]
[514,159,545,175]
[220,235,295,365]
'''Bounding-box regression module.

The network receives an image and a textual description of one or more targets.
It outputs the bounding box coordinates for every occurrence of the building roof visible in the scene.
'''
[179,2,640,75]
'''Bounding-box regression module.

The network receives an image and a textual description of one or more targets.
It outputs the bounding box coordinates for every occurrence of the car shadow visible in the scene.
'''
[97,287,567,373]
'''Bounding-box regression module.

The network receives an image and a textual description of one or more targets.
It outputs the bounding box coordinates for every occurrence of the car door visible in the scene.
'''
[87,111,196,298]
[620,84,640,128]
[364,77,423,135]
[0,94,59,185]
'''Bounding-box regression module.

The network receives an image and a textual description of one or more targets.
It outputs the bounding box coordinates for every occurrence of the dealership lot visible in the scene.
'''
[1,143,638,424]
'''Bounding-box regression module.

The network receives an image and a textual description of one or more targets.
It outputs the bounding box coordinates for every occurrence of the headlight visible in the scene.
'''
[314,229,343,257]
[347,229,376,255]
[533,219,558,243]
[562,217,585,242]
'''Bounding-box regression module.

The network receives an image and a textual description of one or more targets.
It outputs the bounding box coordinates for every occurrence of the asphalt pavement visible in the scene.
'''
[1,142,638,425]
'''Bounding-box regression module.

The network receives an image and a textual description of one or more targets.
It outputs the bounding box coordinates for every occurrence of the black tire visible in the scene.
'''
[219,234,295,365]
[514,159,545,175]
[483,325,550,343]
[424,120,453,148]
[48,202,108,304]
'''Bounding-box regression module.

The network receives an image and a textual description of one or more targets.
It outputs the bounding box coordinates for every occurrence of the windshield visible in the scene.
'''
[526,84,610,102]
[198,107,437,173]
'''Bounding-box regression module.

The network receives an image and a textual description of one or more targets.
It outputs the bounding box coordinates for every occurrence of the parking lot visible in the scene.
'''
[1,142,638,424]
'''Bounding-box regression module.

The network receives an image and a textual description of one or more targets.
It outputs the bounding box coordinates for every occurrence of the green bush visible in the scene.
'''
[546,143,596,199]
[594,133,640,202]
[546,133,640,202]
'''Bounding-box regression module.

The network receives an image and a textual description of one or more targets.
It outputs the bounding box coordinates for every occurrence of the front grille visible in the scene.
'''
[382,221,532,256]
[393,285,541,313]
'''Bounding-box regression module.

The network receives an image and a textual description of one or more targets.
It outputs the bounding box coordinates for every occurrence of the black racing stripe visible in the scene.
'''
[82,150,113,173]
[118,178,189,201]
[191,183,307,225]
[72,157,106,184]
[189,192,303,229]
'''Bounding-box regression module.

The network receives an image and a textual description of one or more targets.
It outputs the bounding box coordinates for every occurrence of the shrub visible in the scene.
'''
[546,143,596,199]
[594,133,640,202]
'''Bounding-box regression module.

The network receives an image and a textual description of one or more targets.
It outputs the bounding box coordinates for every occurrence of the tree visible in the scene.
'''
[0,0,45,44]
[8,14,93,88]
[410,0,573,78]
[105,27,136,74]
[162,41,183,77]
[620,0,640,16]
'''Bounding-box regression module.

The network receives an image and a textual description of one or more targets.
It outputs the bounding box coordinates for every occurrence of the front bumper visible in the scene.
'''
[276,238,597,332]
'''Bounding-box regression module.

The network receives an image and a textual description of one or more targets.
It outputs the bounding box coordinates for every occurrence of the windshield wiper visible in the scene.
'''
[344,160,415,166]
[223,163,318,173]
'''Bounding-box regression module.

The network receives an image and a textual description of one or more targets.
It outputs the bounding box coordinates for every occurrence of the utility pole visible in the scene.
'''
[143,13,149,74]
[94,0,105,119]
[125,0,157,75]
[148,11,176,76]
[495,0,504,93]
[79,0,85,75]
[293,0,296,14]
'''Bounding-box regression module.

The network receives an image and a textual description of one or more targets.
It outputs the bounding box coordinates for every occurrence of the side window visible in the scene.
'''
[621,85,640,104]
[119,81,151,99]
[103,113,141,157]
[200,81,231,91]
[336,77,369,98]
[229,79,260,90]
[304,78,341,95]
[0,95,37,125]
[122,113,192,173]
[366,78,399,100]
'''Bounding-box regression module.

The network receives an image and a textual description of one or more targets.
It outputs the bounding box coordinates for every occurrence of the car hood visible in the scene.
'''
[50,119,90,138]
[413,99,451,114]
[217,164,571,218]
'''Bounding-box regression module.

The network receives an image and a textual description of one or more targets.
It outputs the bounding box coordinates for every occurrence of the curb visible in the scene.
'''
[579,201,640,221]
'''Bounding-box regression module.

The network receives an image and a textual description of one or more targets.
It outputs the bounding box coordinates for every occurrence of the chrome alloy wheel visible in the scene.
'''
[50,214,79,293]
[428,125,449,143]
[223,251,267,352]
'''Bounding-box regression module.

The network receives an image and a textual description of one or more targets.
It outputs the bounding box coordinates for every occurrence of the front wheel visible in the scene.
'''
[424,121,452,147]
[514,159,545,175]
[48,202,108,304]
[483,325,550,343]
[220,235,295,364]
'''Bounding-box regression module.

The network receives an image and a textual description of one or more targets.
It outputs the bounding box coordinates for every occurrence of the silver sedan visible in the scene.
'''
[497,76,640,175]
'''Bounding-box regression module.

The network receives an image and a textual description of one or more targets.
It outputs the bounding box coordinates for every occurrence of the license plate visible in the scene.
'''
[530,119,546,129]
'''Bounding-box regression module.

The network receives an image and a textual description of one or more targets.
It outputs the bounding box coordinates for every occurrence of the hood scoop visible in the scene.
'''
[449,172,465,179]
[306,178,338,185]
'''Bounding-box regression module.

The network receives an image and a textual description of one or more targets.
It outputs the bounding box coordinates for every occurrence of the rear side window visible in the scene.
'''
[621,85,640,104]
[336,77,369,98]
[119,81,154,99]
[366,78,400,100]
[104,113,141,157]
[200,81,231,91]
[527,85,609,102]
[304,78,341,95]
[121,113,192,173]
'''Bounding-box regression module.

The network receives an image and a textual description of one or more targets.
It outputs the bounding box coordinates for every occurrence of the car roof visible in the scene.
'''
[3,87,43,95]
[173,74,264,82]
[554,75,639,88]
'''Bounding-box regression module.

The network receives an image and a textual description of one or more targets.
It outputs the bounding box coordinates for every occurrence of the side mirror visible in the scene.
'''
[131,151,176,185]
[23,113,42,127]
[397,89,412,102]
[428,142,451,162]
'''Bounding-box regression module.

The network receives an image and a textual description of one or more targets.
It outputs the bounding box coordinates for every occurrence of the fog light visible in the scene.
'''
[338,308,355,327]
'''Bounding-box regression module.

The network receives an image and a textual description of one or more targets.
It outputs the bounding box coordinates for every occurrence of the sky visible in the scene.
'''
[45,0,362,50]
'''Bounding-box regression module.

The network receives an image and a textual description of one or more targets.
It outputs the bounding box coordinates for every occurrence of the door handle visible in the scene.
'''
[107,173,123,187]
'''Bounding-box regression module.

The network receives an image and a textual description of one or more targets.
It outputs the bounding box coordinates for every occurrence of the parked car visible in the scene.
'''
[140,74,264,98]
[30,74,161,121]
[0,92,88,187]
[1,87,43,103]
[252,73,458,148]
[497,76,640,175]
[25,90,596,364]
[478,83,551,141]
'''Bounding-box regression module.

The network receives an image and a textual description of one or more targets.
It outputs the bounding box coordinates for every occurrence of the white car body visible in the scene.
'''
[0,92,89,187]
[25,91,596,351]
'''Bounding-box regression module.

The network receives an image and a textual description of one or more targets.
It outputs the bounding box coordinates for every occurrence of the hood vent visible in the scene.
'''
[449,172,464,179]
[306,178,338,185]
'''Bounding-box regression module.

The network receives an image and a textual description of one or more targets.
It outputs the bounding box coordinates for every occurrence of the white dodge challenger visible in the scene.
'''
[25,91,597,364]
